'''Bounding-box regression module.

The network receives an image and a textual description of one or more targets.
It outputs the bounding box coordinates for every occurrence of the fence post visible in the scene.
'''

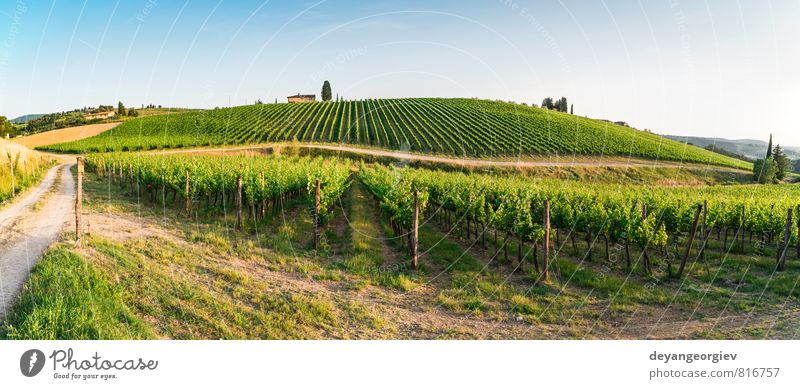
[236,174,243,230]
[411,191,419,270]
[700,199,707,260]
[543,199,550,282]
[260,171,266,222]
[185,170,191,219]
[75,157,84,246]
[642,203,651,273]
[314,179,321,250]
[777,207,792,271]
[678,204,703,278]
[8,155,15,197]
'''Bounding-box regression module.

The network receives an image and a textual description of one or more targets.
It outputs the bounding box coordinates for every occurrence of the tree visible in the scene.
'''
[127,108,139,117]
[0,116,15,138]
[541,97,554,110]
[765,133,772,159]
[558,97,568,112]
[793,159,800,173]
[753,157,777,184]
[570,104,573,115]
[117,101,126,116]
[321,80,332,101]
[772,144,790,180]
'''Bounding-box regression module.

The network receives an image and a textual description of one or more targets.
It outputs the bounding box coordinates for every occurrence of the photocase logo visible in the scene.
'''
[20,349,45,377]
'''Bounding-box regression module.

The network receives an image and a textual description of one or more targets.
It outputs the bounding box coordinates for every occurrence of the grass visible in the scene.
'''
[1,246,154,340]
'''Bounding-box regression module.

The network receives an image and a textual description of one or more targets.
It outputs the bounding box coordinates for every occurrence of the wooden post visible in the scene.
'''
[411,191,419,270]
[678,204,703,278]
[75,157,84,246]
[314,179,321,250]
[642,203,651,273]
[777,207,792,271]
[260,171,266,222]
[235,174,243,230]
[542,199,550,282]
[739,206,746,253]
[700,200,707,260]
[185,170,191,219]
[8,154,15,198]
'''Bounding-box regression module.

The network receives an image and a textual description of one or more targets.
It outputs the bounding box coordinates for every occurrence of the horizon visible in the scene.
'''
[1,0,798,145]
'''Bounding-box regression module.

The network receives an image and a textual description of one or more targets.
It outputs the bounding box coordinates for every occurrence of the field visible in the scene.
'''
[12,122,120,148]
[41,98,750,170]
[2,151,797,339]
[0,139,54,203]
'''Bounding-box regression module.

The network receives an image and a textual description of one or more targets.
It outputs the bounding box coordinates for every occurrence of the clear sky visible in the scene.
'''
[1,0,798,145]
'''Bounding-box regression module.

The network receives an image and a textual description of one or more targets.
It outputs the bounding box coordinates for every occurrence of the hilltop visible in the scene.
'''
[42,98,749,170]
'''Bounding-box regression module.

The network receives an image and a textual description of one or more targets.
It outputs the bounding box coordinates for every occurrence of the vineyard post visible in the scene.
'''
[641,203,651,273]
[236,174,243,230]
[678,204,703,278]
[700,200,707,260]
[260,171,266,222]
[75,156,84,247]
[185,170,191,219]
[739,206,746,253]
[411,191,419,270]
[314,179,321,250]
[542,199,550,282]
[777,208,792,271]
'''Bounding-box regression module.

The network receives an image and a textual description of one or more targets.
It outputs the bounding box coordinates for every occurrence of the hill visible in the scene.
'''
[10,114,45,124]
[42,98,750,169]
[663,135,800,161]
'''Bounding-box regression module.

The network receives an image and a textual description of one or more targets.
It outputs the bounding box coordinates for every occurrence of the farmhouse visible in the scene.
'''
[287,94,316,103]
[85,111,116,120]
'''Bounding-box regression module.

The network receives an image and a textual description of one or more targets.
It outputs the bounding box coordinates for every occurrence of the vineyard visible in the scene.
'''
[84,152,798,280]
[42,98,750,170]
[85,154,351,242]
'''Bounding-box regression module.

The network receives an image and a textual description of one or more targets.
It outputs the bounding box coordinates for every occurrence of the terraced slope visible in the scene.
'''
[42,98,750,169]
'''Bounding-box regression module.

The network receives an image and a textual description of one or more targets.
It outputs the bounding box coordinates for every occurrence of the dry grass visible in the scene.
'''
[0,139,54,202]
[12,122,119,148]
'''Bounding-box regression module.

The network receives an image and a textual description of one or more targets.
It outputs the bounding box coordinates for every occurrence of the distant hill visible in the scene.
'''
[42,98,749,169]
[662,135,800,161]
[10,114,44,124]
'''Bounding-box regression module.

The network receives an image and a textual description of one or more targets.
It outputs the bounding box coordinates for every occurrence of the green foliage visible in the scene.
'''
[321,80,332,101]
[117,101,126,117]
[1,247,153,340]
[0,116,15,137]
[43,98,750,169]
[84,153,350,226]
[361,164,799,248]
[753,157,777,184]
[772,144,791,180]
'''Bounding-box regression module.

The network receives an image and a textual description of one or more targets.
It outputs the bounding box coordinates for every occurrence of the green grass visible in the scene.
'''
[1,246,154,340]
[41,98,750,169]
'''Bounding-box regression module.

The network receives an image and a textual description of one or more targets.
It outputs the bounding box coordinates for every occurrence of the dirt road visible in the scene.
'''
[152,143,748,172]
[0,162,75,319]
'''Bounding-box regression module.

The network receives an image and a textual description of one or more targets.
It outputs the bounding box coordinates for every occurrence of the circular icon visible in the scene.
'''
[20,349,45,377]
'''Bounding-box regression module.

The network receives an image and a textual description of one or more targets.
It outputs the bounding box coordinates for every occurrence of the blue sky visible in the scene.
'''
[1,0,798,145]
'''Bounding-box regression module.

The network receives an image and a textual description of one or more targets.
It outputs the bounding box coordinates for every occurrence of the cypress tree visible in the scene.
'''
[766,133,773,159]
[321,80,332,101]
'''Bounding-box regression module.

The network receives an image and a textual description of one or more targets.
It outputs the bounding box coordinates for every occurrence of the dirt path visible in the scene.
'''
[150,143,748,172]
[0,162,75,319]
